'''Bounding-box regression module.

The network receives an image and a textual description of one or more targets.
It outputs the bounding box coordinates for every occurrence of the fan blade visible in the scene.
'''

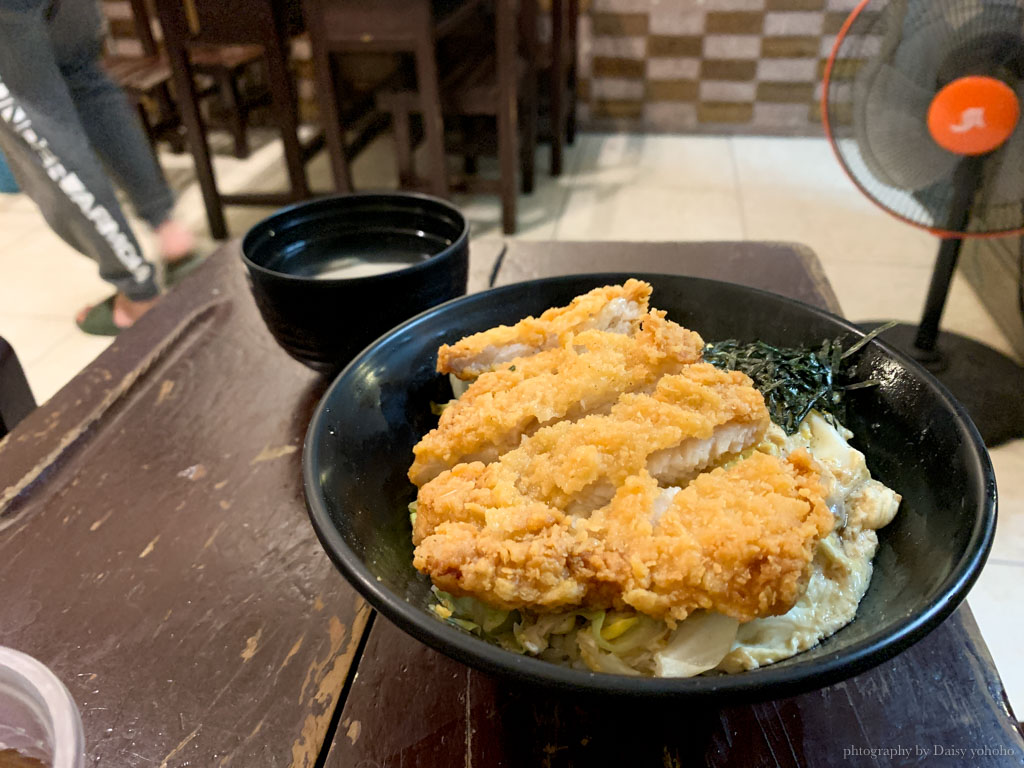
[979,90,1024,205]
[854,62,959,190]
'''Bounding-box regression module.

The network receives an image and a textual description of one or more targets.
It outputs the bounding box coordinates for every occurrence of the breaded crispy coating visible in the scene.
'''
[413,452,832,620]
[437,279,652,379]
[409,312,705,486]
[411,282,833,624]
[584,450,833,621]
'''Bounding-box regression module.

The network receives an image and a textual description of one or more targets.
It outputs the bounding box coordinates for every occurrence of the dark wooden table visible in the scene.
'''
[1,241,1021,767]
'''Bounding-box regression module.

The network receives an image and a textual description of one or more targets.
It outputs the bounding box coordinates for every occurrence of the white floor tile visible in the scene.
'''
[572,133,738,193]
[731,136,855,195]
[23,330,114,405]
[0,227,112,318]
[967,562,1024,719]
[556,183,745,241]
[733,140,940,270]
[0,314,76,367]
[988,439,1024,565]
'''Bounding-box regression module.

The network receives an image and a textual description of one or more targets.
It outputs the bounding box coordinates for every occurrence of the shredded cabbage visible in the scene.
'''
[653,612,739,677]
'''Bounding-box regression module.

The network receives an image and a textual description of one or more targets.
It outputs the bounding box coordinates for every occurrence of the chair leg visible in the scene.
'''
[135,101,159,154]
[216,69,249,159]
[414,36,449,198]
[521,64,537,194]
[549,0,567,177]
[567,0,579,145]
[167,48,227,239]
[264,34,310,199]
[499,111,518,234]
[312,48,353,193]
[392,104,416,188]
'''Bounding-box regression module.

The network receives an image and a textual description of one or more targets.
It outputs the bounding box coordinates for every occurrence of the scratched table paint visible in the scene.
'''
[1,241,1020,768]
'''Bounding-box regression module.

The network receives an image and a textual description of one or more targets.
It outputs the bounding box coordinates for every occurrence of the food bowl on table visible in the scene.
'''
[241,192,469,375]
[302,273,996,700]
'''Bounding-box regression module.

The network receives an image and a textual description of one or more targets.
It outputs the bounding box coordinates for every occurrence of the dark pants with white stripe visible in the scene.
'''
[0,0,174,301]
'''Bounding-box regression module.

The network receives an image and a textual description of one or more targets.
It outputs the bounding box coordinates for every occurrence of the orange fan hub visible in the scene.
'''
[927,76,1020,156]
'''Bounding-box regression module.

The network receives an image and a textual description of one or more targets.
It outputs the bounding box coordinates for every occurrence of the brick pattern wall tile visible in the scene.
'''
[703,34,762,58]
[700,80,758,102]
[756,57,817,81]
[593,77,647,99]
[643,101,698,129]
[648,7,706,35]
[764,10,825,35]
[647,57,701,79]
[576,0,871,131]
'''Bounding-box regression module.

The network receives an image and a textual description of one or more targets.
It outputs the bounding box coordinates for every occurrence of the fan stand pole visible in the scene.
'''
[863,155,1024,447]
[911,157,985,364]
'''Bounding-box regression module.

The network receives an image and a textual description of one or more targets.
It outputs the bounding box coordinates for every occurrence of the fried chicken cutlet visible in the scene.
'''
[409,311,705,487]
[411,363,832,621]
[437,279,651,379]
[413,451,832,622]
[412,281,834,626]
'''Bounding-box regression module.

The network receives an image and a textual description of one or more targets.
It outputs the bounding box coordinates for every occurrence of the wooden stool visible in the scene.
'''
[377,0,538,234]
[153,0,323,239]
[302,0,486,197]
[102,0,185,153]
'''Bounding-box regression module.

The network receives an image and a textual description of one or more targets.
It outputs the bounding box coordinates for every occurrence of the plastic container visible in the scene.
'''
[0,647,84,768]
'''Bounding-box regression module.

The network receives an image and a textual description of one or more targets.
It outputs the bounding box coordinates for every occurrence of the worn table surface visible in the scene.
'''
[1,240,1020,767]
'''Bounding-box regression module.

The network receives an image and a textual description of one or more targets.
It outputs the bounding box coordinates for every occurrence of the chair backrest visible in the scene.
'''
[101,0,160,58]
[152,0,279,48]
[301,0,433,47]
[129,0,161,56]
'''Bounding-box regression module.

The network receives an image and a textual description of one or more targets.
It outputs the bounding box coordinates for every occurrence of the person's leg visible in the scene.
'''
[46,0,193,259]
[0,0,159,313]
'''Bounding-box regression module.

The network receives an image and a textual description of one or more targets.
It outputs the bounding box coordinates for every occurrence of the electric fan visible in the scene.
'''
[823,0,1024,447]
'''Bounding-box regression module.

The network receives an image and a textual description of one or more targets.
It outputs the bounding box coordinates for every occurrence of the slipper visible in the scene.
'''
[165,252,205,288]
[75,294,123,337]
[75,255,206,336]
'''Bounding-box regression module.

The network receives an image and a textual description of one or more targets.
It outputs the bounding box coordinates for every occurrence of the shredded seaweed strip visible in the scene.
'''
[703,323,894,434]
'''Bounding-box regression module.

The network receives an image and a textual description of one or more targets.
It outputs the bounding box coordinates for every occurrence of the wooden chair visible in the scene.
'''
[189,42,266,159]
[375,0,538,234]
[301,0,487,198]
[102,0,186,153]
[153,0,323,239]
[102,0,264,158]
[0,336,35,439]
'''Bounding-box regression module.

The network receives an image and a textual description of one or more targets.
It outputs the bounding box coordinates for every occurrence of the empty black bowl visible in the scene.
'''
[242,193,469,374]
[303,274,996,700]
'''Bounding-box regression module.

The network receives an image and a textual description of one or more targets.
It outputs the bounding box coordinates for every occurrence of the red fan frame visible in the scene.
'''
[821,0,1024,239]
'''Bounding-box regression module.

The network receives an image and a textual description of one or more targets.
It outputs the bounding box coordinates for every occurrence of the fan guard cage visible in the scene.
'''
[822,0,1024,238]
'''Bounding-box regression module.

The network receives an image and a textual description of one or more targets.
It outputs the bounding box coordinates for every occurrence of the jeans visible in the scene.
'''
[0,0,175,300]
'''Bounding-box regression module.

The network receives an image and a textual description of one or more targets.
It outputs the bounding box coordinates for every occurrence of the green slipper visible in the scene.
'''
[75,255,205,336]
[75,294,123,337]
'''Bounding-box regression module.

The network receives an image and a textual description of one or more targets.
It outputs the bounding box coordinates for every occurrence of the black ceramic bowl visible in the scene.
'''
[242,193,469,374]
[303,274,996,701]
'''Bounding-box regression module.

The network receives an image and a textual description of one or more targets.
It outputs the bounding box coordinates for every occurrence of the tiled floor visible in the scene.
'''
[1,131,1022,715]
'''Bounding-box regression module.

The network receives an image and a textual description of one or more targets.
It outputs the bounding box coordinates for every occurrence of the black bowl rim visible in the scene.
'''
[303,272,997,700]
[240,191,469,285]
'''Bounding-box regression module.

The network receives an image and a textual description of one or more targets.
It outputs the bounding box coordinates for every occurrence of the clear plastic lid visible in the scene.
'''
[0,647,84,768]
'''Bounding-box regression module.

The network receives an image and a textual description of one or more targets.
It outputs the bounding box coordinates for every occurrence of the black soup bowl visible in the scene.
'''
[242,192,469,375]
[303,273,996,700]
